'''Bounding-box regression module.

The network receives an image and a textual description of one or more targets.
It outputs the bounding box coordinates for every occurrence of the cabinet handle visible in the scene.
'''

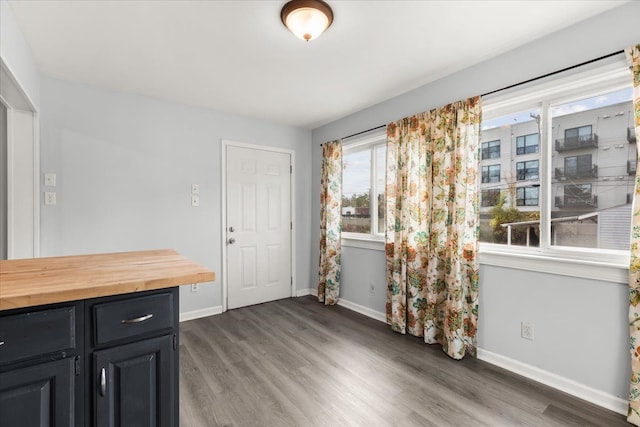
[99,367,106,397]
[0,341,4,347]
[121,313,153,324]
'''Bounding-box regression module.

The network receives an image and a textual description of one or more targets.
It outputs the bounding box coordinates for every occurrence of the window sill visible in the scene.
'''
[339,239,629,283]
[341,235,385,251]
[479,248,628,284]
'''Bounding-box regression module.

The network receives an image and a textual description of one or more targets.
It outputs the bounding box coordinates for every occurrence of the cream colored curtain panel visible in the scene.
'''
[627,43,640,426]
[318,141,342,305]
[385,97,481,360]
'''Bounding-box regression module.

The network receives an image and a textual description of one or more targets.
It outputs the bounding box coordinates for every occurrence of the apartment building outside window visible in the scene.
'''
[516,133,539,155]
[482,140,500,159]
[516,186,539,206]
[563,154,594,178]
[564,183,594,208]
[482,164,501,183]
[516,160,539,181]
[479,57,634,266]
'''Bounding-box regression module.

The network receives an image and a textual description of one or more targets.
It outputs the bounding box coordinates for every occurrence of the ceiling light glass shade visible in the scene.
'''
[281,0,333,42]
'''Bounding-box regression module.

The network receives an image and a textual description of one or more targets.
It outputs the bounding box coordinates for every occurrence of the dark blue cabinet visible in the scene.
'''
[0,288,178,427]
[94,335,174,427]
[0,357,76,427]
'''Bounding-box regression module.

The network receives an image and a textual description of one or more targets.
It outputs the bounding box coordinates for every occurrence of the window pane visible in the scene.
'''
[551,87,633,250]
[342,149,371,233]
[479,108,541,246]
[376,145,386,235]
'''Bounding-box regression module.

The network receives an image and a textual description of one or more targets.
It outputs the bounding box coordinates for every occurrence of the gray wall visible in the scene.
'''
[40,77,312,314]
[311,2,639,401]
[0,104,6,259]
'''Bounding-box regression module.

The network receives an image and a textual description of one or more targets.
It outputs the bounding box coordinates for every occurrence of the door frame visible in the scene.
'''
[0,57,40,259]
[220,139,296,313]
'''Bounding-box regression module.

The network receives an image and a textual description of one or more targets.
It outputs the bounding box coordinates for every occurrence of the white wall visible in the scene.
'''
[40,77,312,314]
[0,103,6,259]
[310,1,639,409]
[11,109,36,259]
[0,0,40,110]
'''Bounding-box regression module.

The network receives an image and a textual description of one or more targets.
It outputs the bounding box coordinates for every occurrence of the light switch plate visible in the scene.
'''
[191,195,199,207]
[191,184,199,194]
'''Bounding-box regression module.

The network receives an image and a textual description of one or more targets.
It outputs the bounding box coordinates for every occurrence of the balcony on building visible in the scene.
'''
[554,165,598,180]
[564,195,597,208]
[629,160,637,176]
[629,127,637,144]
[554,133,598,152]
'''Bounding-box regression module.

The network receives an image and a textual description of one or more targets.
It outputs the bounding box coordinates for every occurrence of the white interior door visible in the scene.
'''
[226,145,292,309]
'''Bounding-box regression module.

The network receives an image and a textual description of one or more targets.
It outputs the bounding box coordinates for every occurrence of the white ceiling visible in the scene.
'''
[7,0,627,129]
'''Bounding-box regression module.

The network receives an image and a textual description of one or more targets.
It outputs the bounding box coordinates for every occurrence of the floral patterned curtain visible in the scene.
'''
[385,97,481,360]
[318,141,342,305]
[627,44,640,426]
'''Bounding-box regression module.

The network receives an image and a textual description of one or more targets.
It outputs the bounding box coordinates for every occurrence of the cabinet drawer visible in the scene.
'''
[0,306,76,365]
[93,293,174,346]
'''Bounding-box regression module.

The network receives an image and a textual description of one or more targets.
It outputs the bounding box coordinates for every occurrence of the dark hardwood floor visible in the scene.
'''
[179,296,627,426]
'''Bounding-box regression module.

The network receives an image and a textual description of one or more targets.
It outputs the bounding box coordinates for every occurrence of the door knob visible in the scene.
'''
[229,226,235,232]
[228,238,236,244]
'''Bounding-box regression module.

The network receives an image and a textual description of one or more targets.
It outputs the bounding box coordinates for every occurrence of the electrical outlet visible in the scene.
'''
[45,191,57,205]
[521,321,534,340]
[191,284,199,292]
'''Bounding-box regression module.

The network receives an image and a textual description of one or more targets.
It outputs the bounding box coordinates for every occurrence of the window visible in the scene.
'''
[482,140,500,159]
[516,133,539,155]
[563,183,594,207]
[516,160,539,181]
[482,165,501,183]
[481,189,501,207]
[516,186,539,206]
[481,56,633,271]
[341,133,386,240]
[563,154,593,178]
[564,125,593,144]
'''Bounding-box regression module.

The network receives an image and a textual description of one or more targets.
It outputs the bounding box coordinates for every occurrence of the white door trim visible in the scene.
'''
[220,139,296,313]
[0,57,40,259]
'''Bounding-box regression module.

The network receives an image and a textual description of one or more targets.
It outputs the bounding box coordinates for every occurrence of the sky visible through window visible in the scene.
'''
[343,149,370,198]
[482,87,632,130]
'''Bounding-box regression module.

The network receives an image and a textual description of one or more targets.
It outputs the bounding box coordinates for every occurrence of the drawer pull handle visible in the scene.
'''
[0,341,4,347]
[100,367,106,397]
[121,314,153,324]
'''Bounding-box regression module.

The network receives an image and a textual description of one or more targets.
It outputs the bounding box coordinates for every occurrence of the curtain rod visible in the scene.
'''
[321,124,387,145]
[481,50,624,97]
[323,50,625,145]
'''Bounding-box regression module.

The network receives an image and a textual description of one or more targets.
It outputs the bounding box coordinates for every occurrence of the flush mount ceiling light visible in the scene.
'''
[281,0,334,42]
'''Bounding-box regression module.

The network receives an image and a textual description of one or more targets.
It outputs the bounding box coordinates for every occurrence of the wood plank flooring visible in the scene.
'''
[179,296,627,427]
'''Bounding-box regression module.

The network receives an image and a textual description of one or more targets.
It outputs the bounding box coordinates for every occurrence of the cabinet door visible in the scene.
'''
[94,334,174,427]
[0,357,75,427]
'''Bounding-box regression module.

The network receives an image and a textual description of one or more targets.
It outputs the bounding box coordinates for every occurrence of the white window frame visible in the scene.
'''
[341,130,386,250]
[480,54,632,283]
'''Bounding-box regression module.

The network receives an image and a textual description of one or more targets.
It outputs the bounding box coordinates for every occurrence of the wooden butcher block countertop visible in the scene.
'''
[0,249,215,310]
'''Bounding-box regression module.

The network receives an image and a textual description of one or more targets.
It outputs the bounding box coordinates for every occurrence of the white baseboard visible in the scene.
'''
[296,287,317,297]
[268,289,627,415]
[477,348,627,415]
[337,298,386,323]
[179,305,223,322]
